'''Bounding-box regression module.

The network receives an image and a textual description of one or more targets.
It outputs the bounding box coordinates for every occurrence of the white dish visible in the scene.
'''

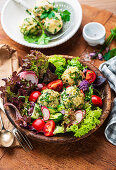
[1,0,82,48]
[83,22,106,46]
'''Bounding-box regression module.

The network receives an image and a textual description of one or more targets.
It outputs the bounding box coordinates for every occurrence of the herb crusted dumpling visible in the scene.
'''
[42,12,63,34]
[60,86,84,109]
[20,17,42,36]
[38,89,60,108]
[61,66,85,86]
[33,0,53,17]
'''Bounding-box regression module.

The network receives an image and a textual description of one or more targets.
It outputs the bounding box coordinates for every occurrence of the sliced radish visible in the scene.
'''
[41,106,50,121]
[37,84,44,91]
[82,110,86,116]
[19,71,38,85]
[73,110,84,124]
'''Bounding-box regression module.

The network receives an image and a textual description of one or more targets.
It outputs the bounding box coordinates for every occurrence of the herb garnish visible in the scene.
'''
[60,10,71,22]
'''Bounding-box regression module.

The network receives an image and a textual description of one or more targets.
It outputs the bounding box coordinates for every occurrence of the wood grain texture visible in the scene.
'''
[78,0,116,15]
[0,4,116,170]
[0,0,116,14]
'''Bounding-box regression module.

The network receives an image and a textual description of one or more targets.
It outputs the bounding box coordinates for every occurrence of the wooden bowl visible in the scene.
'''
[8,55,112,144]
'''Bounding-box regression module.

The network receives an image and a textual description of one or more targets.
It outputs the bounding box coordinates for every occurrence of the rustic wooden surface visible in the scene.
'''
[0,0,116,15]
[0,3,116,170]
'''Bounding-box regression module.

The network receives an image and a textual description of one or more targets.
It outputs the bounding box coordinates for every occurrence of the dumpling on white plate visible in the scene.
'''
[33,0,53,17]
[42,12,63,34]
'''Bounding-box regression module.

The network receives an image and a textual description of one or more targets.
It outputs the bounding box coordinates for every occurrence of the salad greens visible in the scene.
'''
[22,51,49,78]
[48,55,67,78]
[67,104,102,137]
[0,51,105,138]
[0,71,37,111]
[24,30,51,45]
[60,10,71,22]
[85,86,93,102]
[67,57,87,71]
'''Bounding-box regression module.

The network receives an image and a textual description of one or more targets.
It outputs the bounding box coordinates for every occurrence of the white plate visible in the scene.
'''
[1,0,82,48]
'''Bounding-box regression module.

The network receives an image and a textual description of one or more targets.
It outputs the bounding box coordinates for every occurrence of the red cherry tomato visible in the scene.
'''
[66,86,70,88]
[32,119,45,132]
[86,70,96,84]
[91,95,103,107]
[41,83,48,91]
[43,120,55,136]
[48,79,63,92]
[29,91,41,102]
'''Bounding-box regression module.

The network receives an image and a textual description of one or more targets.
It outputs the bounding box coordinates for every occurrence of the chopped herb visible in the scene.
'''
[34,6,38,10]
[53,7,58,12]
[26,9,32,15]
[54,28,57,34]
[60,10,71,22]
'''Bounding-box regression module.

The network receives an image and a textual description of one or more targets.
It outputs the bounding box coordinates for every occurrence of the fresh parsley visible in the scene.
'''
[26,9,32,15]
[85,86,93,102]
[60,10,71,22]
[40,10,55,19]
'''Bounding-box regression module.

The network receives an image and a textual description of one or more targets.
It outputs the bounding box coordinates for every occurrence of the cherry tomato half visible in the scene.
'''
[29,91,41,102]
[66,86,70,88]
[41,83,48,91]
[48,79,63,92]
[32,119,45,132]
[43,120,55,137]
[86,70,96,84]
[91,95,103,107]
[37,83,48,91]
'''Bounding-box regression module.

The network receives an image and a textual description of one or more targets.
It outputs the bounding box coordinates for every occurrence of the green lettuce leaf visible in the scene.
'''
[67,104,102,137]
[67,57,87,70]
[24,31,51,45]
[48,55,67,78]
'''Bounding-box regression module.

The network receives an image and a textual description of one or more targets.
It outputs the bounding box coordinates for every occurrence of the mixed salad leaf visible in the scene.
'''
[0,71,37,111]
[0,52,106,138]
[21,50,57,82]
[24,30,51,45]
[48,55,67,79]
[67,104,102,137]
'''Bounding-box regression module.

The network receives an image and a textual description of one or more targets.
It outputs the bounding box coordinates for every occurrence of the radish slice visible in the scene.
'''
[19,71,38,85]
[37,84,44,91]
[82,110,86,116]
[41,106,50,121]
[73,110,84,124]
[77,110,86,117]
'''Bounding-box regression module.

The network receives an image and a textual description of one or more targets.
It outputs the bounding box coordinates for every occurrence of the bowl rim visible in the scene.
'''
[7,55,112,144]
[1,0,82,48]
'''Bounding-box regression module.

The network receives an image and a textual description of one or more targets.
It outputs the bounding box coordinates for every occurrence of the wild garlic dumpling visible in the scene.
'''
[61,66,85,86]
[61,86,84,109]
[20,17,42,36]
[33,0,53,17]
[42,12,63,34]
[38,89,60,108]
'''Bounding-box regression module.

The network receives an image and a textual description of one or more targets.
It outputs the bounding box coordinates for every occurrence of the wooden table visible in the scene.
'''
[0,1,116,170]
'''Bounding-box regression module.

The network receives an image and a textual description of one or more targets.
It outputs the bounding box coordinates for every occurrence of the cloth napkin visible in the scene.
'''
[99,56,116,146]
